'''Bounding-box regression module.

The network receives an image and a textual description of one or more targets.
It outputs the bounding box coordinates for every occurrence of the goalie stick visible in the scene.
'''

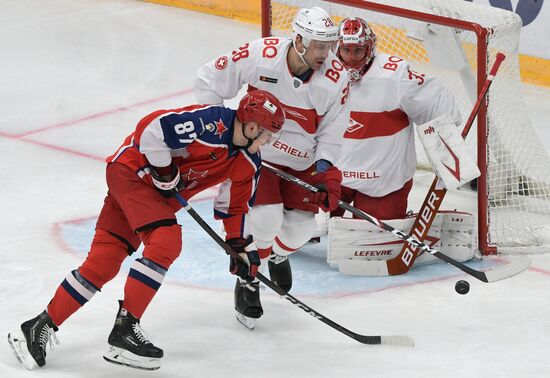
[261,161,530,283]
[173,193,414,347]
[382,52,506,276]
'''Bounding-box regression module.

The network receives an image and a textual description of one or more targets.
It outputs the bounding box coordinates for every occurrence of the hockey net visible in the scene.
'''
[262,0,550,254]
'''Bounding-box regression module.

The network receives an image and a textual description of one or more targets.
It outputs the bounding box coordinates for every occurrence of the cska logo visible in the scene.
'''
[181,168,208,190]
[214,119,228,137]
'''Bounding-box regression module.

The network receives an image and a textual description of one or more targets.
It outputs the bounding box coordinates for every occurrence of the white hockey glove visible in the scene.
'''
[416,113,480,190]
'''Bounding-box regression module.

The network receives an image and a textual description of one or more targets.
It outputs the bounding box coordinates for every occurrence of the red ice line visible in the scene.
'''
[0,88,194,161]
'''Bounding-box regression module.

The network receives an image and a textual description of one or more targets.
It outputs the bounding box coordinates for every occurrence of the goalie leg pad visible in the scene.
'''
[414,211,477,266]
[328,211,477,273]
[327,215,418,267]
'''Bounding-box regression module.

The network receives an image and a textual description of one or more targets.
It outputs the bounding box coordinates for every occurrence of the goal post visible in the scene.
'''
[261,0,550,255]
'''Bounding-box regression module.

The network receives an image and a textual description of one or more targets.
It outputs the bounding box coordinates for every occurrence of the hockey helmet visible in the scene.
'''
[292,7,339,48]
[236,90,285,133]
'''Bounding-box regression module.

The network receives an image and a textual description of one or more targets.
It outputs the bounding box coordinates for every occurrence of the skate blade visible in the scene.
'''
[7,330,39,370]
[103,346,160,371]
[236,313,256,330]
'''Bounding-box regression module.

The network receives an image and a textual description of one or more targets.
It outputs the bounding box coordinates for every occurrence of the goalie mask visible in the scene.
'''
[236,90,285,148]
[337,17,377,85]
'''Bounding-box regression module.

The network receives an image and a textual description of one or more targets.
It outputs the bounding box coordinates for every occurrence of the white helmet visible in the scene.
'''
[292,7,339,48]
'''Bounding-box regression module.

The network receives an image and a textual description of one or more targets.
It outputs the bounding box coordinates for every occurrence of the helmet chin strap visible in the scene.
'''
[293,38,312,70]
[236,123,257,150]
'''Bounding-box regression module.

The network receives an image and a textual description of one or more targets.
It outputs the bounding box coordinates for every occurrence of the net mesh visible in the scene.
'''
[268,0,550,253]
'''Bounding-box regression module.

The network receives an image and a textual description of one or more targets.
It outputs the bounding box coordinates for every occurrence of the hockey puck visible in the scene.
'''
[455,280,470,295]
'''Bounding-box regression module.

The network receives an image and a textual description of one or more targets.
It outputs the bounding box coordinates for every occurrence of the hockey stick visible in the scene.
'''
[379,52,507,276]
[261,162,530,283]
[173,193,414,347]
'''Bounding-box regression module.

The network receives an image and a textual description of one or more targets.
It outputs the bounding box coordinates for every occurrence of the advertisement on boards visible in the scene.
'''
[469,0,548,59]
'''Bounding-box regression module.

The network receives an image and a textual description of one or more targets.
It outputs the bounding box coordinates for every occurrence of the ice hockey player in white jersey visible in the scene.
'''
[194,7,350,328]
[327,17,478,274]
[333,17,462,220]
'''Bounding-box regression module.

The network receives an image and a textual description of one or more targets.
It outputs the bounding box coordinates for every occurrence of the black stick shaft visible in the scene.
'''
[174,193,412,346]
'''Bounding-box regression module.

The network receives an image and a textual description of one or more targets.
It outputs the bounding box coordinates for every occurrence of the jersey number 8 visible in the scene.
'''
[175,121,197,144]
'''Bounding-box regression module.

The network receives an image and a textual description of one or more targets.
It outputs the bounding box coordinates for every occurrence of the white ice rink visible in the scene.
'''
[2,1,550,377]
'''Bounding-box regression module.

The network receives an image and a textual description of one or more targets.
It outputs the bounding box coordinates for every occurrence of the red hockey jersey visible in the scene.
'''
[107,104,261,239]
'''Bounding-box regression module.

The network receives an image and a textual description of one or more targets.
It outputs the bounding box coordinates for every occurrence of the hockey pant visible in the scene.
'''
[47,163,182,326]
[247,204,316,266]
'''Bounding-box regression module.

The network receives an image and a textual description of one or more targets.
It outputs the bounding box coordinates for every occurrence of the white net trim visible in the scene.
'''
[268,0,550,253]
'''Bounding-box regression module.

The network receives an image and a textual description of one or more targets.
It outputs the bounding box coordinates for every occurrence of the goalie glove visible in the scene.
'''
[416,113,480,190]
[306,166,342,212]
[227,236,260,282]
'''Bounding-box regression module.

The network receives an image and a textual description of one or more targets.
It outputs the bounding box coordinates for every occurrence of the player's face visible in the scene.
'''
[304,40,336,70]
[338,44,367,66]
[244,122,280,146]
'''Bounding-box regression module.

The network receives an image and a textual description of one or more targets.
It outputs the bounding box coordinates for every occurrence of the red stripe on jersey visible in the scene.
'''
[282,103,320,134]
[247,85,320,134]
[344,109,409,139]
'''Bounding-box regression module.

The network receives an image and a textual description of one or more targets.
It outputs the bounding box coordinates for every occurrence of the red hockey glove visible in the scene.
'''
[227,236,260,282]
[306,166,342,212]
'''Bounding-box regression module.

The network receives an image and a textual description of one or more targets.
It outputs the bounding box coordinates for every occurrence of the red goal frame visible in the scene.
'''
[261,0,497,254]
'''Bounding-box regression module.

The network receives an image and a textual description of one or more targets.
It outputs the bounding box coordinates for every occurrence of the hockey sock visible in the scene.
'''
[47,269,99,326]
[123,257,167,319]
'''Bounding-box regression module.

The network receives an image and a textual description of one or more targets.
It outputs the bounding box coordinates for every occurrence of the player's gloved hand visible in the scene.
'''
[227,236,260,282]
[306,166,342,212]
[151,164,185,198]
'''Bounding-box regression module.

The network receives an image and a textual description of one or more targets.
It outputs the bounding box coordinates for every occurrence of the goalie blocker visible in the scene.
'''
[327,211,479,275]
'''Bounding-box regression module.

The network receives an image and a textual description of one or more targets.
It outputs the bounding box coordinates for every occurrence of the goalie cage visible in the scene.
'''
[261,0,550,255]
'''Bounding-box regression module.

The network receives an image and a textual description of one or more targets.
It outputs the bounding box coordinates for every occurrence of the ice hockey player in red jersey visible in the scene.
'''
[195,6,350,329]
[7,90,285,371]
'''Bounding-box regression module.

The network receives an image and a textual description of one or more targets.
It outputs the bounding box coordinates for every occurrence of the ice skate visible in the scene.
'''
[234,279,263,330]
[7,310,59,370]
[268,253,292,293]
[103,301,163,371]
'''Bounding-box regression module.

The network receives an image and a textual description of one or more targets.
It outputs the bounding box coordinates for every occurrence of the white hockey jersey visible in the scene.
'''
[194,37,350,171]
[337,53,462,197]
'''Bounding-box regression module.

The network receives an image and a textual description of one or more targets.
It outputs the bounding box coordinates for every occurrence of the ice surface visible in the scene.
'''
[2,1,550,377]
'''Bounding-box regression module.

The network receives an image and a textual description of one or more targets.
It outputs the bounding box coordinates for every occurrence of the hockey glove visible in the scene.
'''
[306,166,342,212]
[227,236,260,282]
[151,164,185,198]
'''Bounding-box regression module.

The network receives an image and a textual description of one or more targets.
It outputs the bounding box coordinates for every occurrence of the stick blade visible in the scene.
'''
[381,335,415,347]
[353,334,415,347]
[484,256,531,283]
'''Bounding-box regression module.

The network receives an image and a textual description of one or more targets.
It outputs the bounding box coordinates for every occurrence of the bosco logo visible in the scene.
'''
[467,0,543,26]
[215,56,228,70]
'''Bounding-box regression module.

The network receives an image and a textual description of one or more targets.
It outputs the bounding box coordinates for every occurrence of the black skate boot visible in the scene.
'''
[234,279,263,330]
[103,300,163,371]
[8,310,59,370]
[268,253,292,293]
